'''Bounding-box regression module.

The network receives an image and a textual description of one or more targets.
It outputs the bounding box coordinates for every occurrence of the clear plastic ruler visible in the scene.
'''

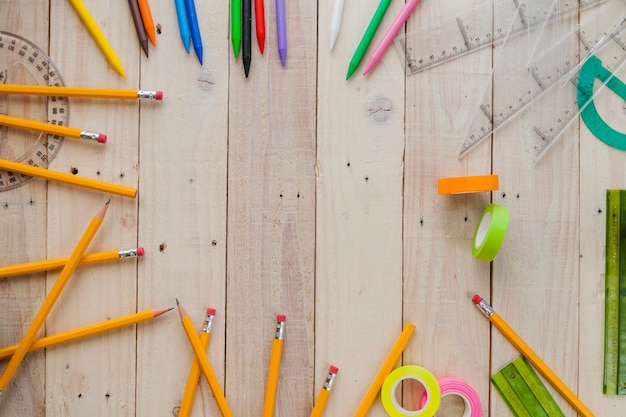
[457,0,626,160]
[394,0,606,76]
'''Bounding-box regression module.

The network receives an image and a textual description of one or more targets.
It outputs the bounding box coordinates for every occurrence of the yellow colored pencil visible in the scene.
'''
[137,0,157,46]
[67,0,126,78]
[0,247,144,279]
[472,295,596,417]
[0,114,106,143]
[0,84,163,100]
[353,322,415,417]
[178,307,216,417]
[0,158,137,198]
[0,308,171,360]
[262,314,286,417]
[0,201,110,396]
[177,299,233,417]
[310,365,339,417]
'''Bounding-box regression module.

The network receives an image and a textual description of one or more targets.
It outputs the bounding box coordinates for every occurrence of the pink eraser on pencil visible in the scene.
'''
[472,294,483,304]
[207,307,216,315]
[98,134,107,143]
[156,91,163,100]
[276,314,286,322]
[328,365,339,374]
[136,247,145,256]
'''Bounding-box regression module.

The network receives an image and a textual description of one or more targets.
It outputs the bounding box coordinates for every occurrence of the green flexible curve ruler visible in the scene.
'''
[492,356,565,417]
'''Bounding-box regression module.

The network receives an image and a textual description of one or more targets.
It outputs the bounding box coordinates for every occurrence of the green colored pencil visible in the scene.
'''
[232,0,241,58]
[346,0,393,80]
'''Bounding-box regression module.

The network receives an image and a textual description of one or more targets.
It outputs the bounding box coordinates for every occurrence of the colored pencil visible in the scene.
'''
[243,0,252,77]
[178,307,216,417]
[0,201,110,396]
[0,84,163,100]
[254,0,265,53]
[276,0,287,66]
[310,365,339,417]
[138,0,157,46]
[0,114,106,144]
[0,247,144,279]
[127,0,149,56]
[346,0,392,80]
[0,308,171,359]
[472,295,596,417]
[329,0,344,50]
[232,0,242,58]
[262,315,286,417]
[185,0,203,64]
[173,0,191,53]
[362,0,420,75]
[0,158,137,198]
[353,322,415,417]
[67,0,126,78]
[177,299,233,417]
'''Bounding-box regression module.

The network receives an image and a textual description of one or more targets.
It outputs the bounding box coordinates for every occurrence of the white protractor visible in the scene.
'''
[0,32,69,191]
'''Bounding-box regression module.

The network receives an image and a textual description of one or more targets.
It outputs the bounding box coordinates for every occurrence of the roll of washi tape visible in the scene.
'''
[472,204,509,262]
[418,377,482,417]
[437,175,499,194]
[381,365,441,416]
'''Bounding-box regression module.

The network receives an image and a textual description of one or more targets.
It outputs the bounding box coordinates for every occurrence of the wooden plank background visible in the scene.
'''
[1,0,626,416]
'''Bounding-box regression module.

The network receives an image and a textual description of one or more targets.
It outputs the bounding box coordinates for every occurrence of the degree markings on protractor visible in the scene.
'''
[394,0,606,76]
[0,31,69,192]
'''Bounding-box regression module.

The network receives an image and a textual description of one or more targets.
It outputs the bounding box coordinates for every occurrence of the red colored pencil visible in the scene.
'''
[254,0,265,53]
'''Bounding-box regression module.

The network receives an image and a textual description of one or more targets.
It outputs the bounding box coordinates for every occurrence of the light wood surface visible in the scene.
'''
[2,0,626,416]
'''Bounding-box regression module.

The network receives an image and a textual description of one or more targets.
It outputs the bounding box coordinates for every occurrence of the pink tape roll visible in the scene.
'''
[419,377,481,417]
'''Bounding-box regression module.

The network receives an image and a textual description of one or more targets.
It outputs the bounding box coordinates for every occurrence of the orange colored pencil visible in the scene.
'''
[262,314,286,417]
[0,84,163,100]
[0,200,110,396]
[0,114,106,143]
[310,365,339,417]
[137,0,157,46]
[0,308,171,359]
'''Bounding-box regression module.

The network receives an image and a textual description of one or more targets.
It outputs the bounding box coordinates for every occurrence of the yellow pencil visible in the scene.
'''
[353,322,415,417]
[178,307,216,417]
[262,314,286,417]
[137,0,157,46]
[67,0,126,78]
[0,247,144,279]
[177,299,233,417]
[0,114,106,143]
[310,365,339,417]
[0,308,171,360]
[0,200,110,396]
[472,295,595,417]
[0,158,137,198]
[0,84,163,100]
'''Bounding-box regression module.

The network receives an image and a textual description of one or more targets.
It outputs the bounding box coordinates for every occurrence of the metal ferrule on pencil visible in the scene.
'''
[475,298,494,317]
[202,313,214,333]
[323,371,337,391]
[118,248,141,259]
[80,131,102,141]
[137,90,159,100]
[275,321,285,340]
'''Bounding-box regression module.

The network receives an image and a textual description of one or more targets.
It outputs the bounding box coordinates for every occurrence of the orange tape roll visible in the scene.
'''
[437,175,499,194]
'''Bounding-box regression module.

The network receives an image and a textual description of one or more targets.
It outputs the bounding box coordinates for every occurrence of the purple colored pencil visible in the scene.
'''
[276,0,287,66]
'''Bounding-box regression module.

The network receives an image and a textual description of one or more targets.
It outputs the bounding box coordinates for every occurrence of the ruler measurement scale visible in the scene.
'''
[605,190,621,394]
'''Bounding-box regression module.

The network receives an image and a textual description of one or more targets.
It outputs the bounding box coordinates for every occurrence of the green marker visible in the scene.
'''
[346,0,393,80]
[232,0,241,58]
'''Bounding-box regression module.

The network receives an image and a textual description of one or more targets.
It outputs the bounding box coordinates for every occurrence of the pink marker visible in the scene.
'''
[362,0,421,76]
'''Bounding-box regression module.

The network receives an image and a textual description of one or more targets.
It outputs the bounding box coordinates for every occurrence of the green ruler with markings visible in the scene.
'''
[492,356,565,417]
[604,189,626,394]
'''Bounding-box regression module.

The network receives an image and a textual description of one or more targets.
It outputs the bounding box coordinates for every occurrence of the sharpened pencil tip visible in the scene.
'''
[175,298,180,305]
[105,199,111,205]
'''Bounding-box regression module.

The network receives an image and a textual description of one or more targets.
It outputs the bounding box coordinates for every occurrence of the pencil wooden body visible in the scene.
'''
[179,329,211,417]
[310,388,330,417]
[0,309,160,359]
[0,84,161,99]
[262,338,284,417]
[0,114,92,140]
[490,313,595,417]
[353,322,415,417]
[0,158,137,198]
[0,202,108,393]
[242,0,252,77]
[179,313,233,417]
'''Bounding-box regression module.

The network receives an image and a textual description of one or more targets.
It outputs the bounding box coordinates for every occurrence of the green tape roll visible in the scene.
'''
[472,204,509,262]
